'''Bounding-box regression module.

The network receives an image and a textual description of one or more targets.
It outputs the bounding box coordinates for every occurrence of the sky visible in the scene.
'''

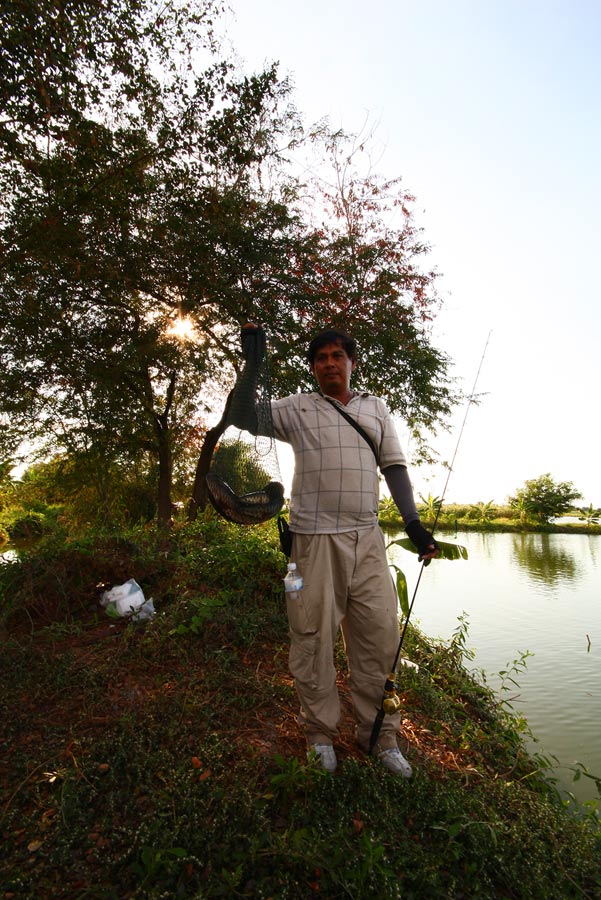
[219,0,601,506]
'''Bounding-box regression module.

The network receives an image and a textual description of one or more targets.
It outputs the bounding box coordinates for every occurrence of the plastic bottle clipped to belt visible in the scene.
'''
[283,562,303,601]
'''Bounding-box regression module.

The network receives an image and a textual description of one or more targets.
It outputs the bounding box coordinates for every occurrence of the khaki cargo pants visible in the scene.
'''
[288,526,401,752]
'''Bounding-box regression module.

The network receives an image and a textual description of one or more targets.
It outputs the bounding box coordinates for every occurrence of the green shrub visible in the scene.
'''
[7,509,51,539]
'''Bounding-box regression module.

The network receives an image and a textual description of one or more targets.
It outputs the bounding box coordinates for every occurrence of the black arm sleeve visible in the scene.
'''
[227,326,268,435]
[383,465,439,560]
[382,465,419,526]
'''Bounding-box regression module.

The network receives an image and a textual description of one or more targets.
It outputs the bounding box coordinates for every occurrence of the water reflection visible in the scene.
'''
[511,533,580,588]
[585,534,601,568]
[469,531,496,562]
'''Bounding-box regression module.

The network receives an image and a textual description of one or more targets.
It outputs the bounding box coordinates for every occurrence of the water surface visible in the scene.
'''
[387,530,600,805]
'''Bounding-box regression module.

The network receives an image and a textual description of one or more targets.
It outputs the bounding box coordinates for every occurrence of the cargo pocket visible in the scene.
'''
[288,631,319,690]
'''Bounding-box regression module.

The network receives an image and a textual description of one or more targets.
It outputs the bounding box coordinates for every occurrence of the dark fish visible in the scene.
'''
[206,473,284,525]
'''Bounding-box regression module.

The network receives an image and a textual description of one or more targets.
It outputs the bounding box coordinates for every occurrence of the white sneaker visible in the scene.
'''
[377,747,413,778]
[307,743,337,773]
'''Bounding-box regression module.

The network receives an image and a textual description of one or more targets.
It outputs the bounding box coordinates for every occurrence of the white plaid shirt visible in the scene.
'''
[271,392,407,534]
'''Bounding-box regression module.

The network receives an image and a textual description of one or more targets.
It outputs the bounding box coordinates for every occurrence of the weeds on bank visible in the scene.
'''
[1,517,600,899]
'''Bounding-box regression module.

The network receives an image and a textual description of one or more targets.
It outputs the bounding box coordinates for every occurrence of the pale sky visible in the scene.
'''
[222,0,601,506]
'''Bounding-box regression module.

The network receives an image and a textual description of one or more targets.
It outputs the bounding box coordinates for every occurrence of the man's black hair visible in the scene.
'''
[307,329,357,365]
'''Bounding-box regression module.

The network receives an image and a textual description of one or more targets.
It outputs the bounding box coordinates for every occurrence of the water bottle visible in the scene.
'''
[283,562,303,601]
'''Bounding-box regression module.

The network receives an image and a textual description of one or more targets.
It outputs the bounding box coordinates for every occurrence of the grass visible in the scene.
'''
[0,516,600,899]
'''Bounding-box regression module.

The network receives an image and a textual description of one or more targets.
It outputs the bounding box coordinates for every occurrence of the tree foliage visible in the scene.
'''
[1,0,305,526]
[265,135,453,438]
[509,474,582,524]
[0,0,220,164]
[1,0,455,530]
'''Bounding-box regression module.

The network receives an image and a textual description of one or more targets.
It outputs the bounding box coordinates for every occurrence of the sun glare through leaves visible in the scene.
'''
[166,315,198,342]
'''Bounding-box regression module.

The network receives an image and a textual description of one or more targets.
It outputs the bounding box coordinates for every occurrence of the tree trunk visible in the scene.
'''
[187,393,232,521]
[155,370,177,532]
[156,425,173,531]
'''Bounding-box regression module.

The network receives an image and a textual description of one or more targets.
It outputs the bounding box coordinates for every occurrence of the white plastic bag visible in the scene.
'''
[100,578,155,622]
[399,656,419,672]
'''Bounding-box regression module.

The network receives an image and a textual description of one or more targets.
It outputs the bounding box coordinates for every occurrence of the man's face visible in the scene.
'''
[310,341,355,395]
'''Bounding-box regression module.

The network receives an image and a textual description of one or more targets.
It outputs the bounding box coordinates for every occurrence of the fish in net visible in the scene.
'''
[206,326,284,525]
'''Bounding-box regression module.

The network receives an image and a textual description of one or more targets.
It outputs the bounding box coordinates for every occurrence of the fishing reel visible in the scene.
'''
[381,672,403,715]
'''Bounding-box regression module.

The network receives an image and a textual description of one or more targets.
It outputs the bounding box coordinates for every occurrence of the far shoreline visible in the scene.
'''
[379,513,601,537]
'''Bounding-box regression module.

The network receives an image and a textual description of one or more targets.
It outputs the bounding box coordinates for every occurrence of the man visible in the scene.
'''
[245,325,438,776]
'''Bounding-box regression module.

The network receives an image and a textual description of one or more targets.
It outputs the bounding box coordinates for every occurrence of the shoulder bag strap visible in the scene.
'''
[322,396,379,464]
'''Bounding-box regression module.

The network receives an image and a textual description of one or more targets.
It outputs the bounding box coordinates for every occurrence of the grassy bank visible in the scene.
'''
[378,501,601,535]
[1,518,600,899]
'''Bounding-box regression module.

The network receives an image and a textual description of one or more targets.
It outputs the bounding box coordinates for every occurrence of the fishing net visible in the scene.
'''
[206,326,285,525]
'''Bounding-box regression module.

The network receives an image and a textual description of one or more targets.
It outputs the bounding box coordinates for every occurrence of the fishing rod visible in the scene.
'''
[368,330,492,755]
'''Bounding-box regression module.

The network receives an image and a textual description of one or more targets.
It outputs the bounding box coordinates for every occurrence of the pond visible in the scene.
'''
[387,529,601,806]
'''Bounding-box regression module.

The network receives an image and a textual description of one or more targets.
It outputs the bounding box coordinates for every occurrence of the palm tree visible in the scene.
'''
[418,493,443,521]
[577,504,601,525]
[509,495,530,525]
[470,500,495,524]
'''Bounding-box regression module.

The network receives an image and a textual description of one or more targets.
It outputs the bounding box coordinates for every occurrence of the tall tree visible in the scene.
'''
[0,1,305,527]
[1,3,455,529]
